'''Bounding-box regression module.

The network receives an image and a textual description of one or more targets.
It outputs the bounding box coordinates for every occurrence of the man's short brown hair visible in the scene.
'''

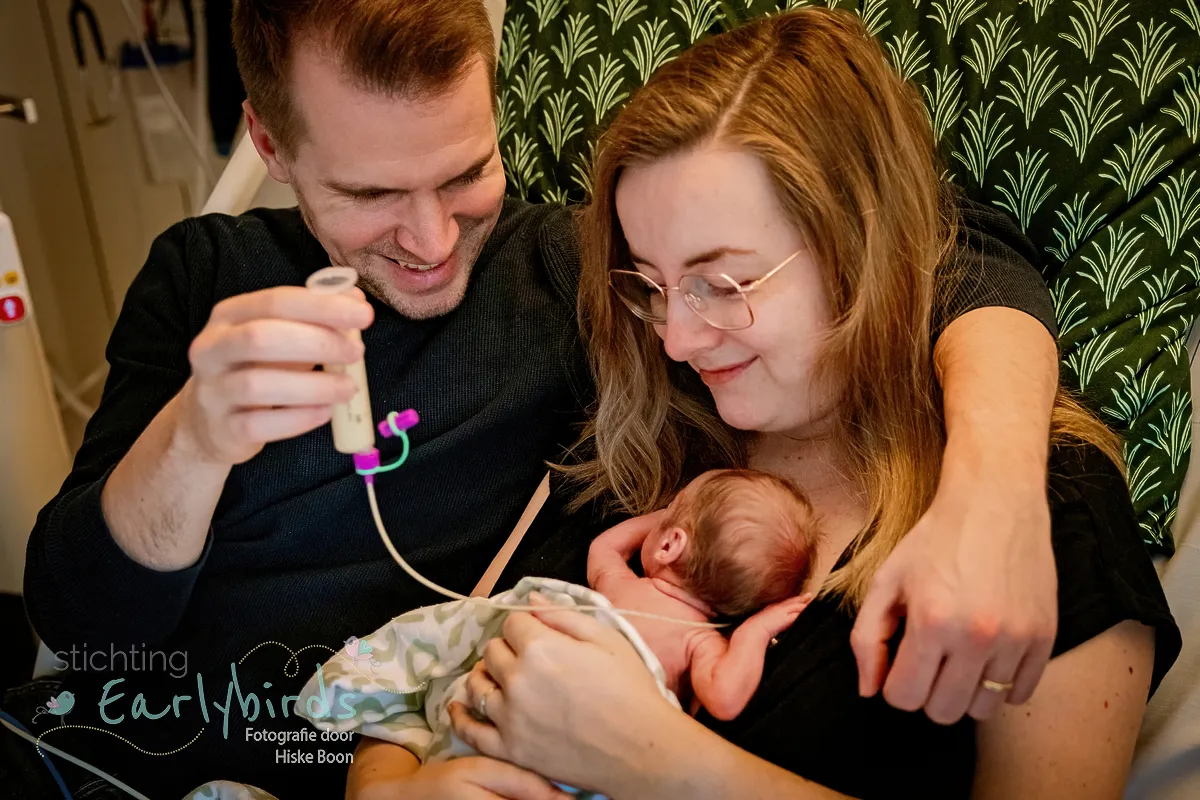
[232,0,497,153]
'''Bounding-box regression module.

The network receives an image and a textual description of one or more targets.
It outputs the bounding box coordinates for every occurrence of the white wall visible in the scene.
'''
[40,0,224,308]
[0,0,116,448]
[1,0,225,448]
[0,215,71,595]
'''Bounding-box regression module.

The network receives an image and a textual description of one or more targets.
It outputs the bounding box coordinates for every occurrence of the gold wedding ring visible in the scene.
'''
[980,678,1014,694]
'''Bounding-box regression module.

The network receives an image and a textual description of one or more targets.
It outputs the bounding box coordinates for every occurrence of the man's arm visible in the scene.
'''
[24,220,369,650]
[25,224,207,649]
[586,513,661,588]
[852,197,1062,725]
[100,282,368,573]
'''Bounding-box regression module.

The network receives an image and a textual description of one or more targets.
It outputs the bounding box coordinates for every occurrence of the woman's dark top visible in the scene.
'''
[500,442,1181,799]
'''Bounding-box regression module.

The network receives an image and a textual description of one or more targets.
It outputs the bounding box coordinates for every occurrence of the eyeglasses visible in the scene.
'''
[608,249,803,331]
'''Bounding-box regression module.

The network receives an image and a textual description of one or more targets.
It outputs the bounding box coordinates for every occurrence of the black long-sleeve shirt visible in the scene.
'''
[21,195,1057,798]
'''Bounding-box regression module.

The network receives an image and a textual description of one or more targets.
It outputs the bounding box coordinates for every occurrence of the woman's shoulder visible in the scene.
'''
[1045,442,1181,693]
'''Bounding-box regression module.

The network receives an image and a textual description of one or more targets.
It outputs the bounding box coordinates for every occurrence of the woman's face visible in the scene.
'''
[614,144,840,436]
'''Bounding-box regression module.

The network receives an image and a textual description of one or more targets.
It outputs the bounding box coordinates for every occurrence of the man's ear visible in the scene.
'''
[655,527,689,566]
[243,100,292,185]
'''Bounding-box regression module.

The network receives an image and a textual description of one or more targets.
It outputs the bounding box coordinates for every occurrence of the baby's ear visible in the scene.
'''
[656,527,690,565]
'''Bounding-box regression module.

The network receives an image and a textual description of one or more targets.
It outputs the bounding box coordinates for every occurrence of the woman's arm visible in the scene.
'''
[345,736,568,800]
[853,307,1060,724]
[346,737,420,799]
[973,619,1155,798]
[450,598,855,799]
[600,710,856,800]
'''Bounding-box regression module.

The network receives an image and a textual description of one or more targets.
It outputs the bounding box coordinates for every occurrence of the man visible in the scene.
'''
[3,1,1062,798]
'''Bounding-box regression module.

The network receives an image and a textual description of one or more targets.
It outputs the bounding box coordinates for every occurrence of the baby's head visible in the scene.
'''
[641,469,819,617]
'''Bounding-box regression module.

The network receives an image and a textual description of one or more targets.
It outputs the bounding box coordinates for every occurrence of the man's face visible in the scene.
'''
[254,42,506,319]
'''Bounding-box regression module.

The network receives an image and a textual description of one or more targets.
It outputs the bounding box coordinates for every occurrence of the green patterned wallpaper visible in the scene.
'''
[495,0,1199,554]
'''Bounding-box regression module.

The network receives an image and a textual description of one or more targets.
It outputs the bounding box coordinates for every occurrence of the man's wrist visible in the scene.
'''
[941,422,1048,497]
[100,384,232,571]
[166,382,233,470]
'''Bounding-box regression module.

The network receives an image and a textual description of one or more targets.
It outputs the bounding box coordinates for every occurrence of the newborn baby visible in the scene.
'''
[588,468,818,719]
[276,467,819,800]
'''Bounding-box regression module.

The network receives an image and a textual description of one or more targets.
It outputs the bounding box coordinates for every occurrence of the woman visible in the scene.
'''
[355,9,1179,798]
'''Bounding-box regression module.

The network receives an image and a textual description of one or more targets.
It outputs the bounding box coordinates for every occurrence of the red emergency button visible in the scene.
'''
[0,294,26,324]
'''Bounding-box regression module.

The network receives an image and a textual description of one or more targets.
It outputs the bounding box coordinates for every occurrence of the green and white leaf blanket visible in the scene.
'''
[294,577,677,794]
[183,579,676,800]
[181,781,277,800]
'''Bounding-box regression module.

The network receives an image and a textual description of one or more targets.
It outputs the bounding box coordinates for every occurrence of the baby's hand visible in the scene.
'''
[743,594,814,642]
[690,593,816,722]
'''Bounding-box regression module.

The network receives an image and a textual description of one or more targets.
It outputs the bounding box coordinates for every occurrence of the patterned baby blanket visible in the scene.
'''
[304,577,677,795]
[183,577,678,799]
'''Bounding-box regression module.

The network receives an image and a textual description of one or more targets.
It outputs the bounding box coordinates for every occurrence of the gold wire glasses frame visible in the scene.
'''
[608,249,804,331]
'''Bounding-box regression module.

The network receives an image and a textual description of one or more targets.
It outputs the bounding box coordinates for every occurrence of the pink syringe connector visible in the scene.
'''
[353,449,381,486]
[378,409,420,439]
[356,410,417,485]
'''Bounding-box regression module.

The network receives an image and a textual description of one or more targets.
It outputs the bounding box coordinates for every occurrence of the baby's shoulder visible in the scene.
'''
[594,572,659,607]
[599,575,705,621]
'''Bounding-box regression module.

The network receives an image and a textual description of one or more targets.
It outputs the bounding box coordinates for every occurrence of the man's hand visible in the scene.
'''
[851,478,1055,724]
[179,285,374,466]
[101,283,373,572]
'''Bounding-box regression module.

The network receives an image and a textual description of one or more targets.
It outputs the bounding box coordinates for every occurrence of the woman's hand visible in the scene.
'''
[850,473,1056,725]
[448,595,685,796]
[346,736,568,800]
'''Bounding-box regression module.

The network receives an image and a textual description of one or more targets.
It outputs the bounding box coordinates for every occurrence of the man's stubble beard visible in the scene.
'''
[355,259,473,320]
[295,195,492,321]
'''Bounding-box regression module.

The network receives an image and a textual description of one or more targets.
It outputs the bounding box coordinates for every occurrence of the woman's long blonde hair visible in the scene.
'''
[562,9,1122,607]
